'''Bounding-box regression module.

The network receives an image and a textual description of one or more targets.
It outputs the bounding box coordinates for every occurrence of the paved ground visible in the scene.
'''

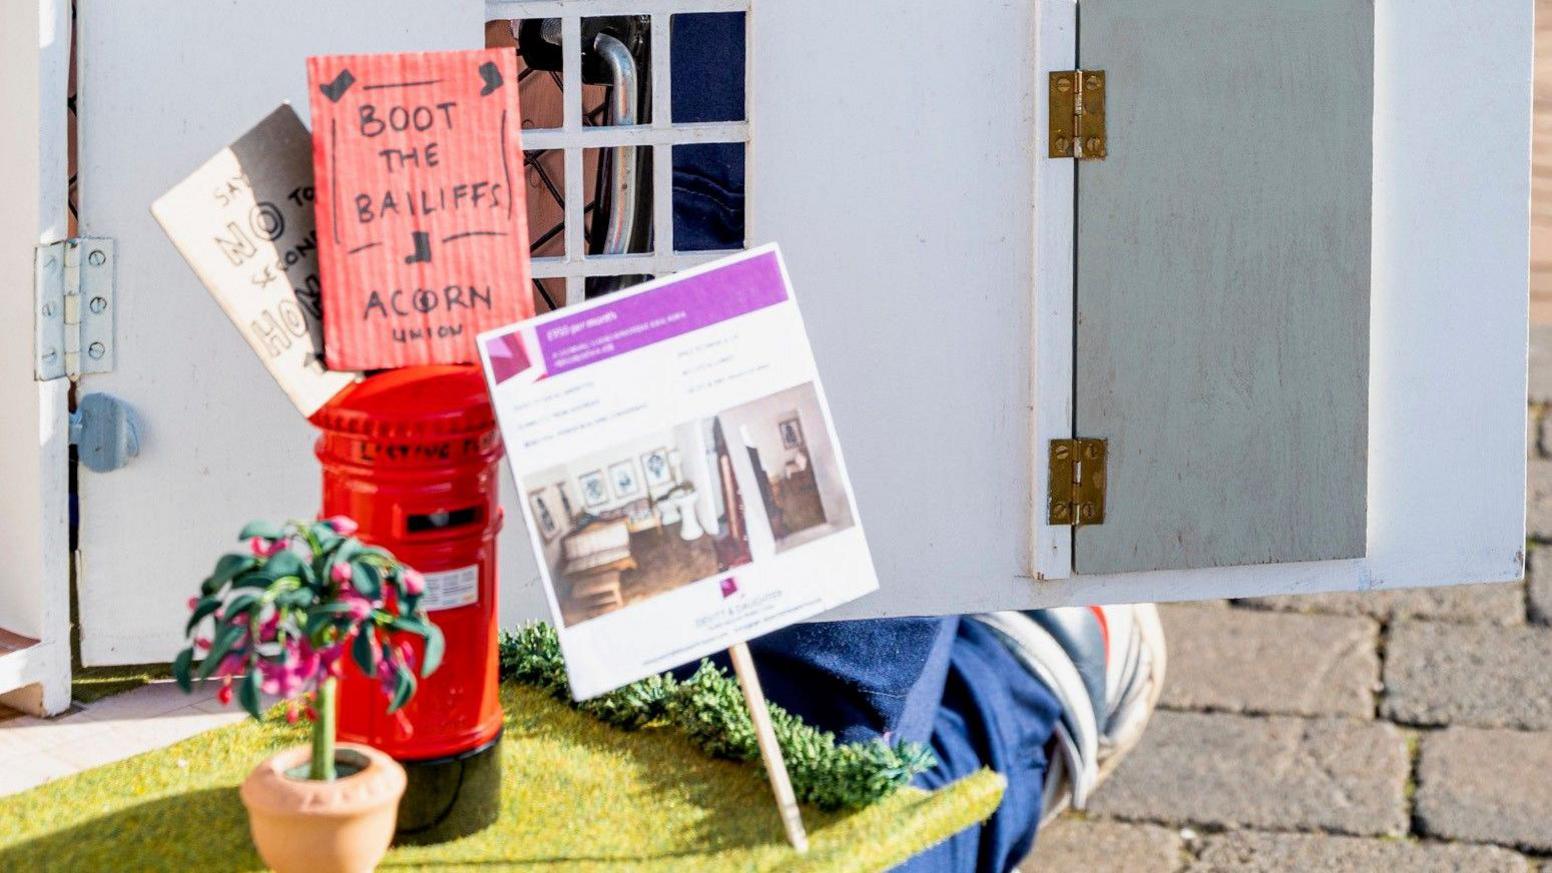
[1027,399,1552,871]
[0,679,240,797]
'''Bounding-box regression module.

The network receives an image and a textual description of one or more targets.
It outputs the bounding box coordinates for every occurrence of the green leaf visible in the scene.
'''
[420,625,445,678]
[310,521,342,545]
[184,595,223,635]
[172,647,194,693]
[238,669,263,720]
[239,520,285,541]
[333,539,363,566]
[202,553,257,595]
[387,616,444,676]
[389,614,434,637]
[310,533,343,582]
[386,663,416,713]
[264,550,305,582]
[304,610,342,642]
[198,622,246,679]
[224,591,262,618]
[231,571,275,589]
[351,562,381,599]
[352,626,378,676]
[276,588,316,610]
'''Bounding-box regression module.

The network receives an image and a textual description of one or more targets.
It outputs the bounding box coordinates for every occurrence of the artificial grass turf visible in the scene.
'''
[71,663,170,703]
[0,683,1005,872]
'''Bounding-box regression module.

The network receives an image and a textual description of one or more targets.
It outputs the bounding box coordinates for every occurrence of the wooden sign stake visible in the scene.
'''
[728,642,809,853]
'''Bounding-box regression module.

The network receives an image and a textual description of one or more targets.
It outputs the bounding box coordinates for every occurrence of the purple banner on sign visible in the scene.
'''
[534,251,788,376]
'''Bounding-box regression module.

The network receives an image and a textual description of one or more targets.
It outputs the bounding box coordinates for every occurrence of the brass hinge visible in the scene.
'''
[1048,438,1107,526]
[1049,70,1107,160]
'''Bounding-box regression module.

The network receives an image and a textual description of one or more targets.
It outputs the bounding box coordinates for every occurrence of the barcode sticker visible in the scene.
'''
[420,564,479,611]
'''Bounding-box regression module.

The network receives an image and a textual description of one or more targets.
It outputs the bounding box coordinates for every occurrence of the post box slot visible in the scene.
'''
[404,506,484,536]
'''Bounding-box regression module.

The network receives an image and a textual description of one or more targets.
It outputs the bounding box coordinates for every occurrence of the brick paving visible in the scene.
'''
[1027,406,1552,870]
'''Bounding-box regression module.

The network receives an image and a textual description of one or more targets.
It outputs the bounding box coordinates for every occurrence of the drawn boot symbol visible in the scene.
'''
[404,231,432,265]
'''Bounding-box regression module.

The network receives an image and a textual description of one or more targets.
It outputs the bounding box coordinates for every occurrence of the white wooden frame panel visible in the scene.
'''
[833,0,1531,618]
[486,0,751,303]
[0,0,73,714]
[1030,0,1077,580]
[73,0,488,664]
[65,0,1530,652]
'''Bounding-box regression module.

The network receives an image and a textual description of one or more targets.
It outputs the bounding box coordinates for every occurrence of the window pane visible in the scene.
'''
[671,13,746,123]
[673,143,745,252]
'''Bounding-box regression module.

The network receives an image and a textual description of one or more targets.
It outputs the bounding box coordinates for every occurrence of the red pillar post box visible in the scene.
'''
[310,365,504,844]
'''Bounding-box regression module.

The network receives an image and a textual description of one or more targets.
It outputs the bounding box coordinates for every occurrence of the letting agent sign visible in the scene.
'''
[478,247,879,699]
[308,49,534,370]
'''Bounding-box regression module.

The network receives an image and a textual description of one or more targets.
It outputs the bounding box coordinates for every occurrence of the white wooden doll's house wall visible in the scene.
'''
[0,1,1532,709]
[0,0,72,714]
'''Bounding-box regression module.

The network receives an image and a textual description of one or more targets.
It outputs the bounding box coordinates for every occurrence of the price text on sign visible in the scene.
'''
[308,49,533,369]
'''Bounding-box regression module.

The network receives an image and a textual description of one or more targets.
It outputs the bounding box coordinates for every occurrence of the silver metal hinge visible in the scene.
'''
[35,238,115,381]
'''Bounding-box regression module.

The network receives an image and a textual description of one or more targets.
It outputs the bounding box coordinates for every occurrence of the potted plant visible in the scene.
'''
[173,517,444,873]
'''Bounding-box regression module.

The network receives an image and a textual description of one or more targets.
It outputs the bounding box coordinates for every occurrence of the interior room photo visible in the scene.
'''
[716,381,856,555]
[528,415,752,626]
[528,381,855,625]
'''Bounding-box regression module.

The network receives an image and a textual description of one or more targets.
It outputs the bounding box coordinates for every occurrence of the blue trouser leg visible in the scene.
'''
[691,619,1060,873]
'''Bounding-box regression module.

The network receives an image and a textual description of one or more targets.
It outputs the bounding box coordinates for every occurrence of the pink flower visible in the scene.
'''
[186,596,199,610]
[214,652,246,678]
[257,612,280,642]
[325,516,359,536]
[395,640,418,674]
[249,537,286,558]
[342,592,373,621]
[375,643,403,695]
[330,563,353,585]
[254,637,324,702]
[194,637,212,652]
[217,684,233,706]
[318,644,346,678]
[402,570,425,597]
[285,702,299,724]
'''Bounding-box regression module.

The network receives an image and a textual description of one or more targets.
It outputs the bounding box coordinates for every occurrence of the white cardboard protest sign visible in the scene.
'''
[478,245,878,699]
[152,105,356,417]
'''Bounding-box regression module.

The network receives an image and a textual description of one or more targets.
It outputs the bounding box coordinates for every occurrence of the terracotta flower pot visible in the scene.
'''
[240,743,406,873]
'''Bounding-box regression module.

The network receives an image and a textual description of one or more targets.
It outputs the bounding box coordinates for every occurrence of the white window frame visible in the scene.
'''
[487,0,752,304]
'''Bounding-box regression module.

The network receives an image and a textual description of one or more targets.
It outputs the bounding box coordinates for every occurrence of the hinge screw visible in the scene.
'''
[1053,443,1071,461]
[88,341,106,360]
[41,347,58,364]
[88,249,106,267]
[89,296,107,314]
[40,301,57,318]
[1086,138,1102,154]
[1055,76,1072,93]
[1051,503,1070,521]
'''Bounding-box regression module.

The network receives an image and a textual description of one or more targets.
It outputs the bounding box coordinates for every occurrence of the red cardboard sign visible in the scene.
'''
[308,49,533,369]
